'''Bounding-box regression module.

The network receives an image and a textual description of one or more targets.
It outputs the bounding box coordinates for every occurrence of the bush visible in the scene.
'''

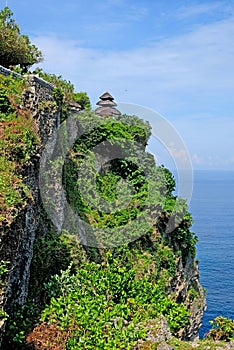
[207,316,234,341]
[26,253,189,349]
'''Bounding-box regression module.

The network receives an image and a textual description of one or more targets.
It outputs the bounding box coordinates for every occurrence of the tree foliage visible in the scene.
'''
[0,7,43,69]
[73,91,91,110]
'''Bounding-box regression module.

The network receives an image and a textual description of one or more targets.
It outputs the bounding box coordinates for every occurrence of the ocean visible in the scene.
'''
[189,170,234,337]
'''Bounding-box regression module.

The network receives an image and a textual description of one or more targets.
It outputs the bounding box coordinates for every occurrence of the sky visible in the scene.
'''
[2,0,234,170]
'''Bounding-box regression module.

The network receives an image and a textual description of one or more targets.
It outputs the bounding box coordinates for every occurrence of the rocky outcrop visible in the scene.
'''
[135,315,173,349]
[170,256,206,340]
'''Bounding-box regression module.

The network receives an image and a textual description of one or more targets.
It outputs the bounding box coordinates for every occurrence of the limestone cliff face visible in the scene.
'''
[169,256,206,340]
[0,73,61,344]
[0,71,205,345]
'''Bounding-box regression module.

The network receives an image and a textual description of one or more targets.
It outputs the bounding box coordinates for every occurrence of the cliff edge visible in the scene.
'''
[0,69,206,349]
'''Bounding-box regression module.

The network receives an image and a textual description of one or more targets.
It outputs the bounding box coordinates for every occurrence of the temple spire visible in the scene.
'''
[95,91,121,117]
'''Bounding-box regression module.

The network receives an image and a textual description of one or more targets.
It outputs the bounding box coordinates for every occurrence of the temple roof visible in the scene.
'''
[95,91,120,117]
[96,99,117,107]
[68,100,81,112]
[95,106,121,117]
[99,92,114,101]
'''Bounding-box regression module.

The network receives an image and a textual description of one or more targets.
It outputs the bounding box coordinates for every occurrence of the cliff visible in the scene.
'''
[0,67,61,345]
[0,68,206,349]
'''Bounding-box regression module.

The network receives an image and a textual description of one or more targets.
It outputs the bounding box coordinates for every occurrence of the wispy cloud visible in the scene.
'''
[176,1,229,19]
[34,14,234,101]
[94,0,148,21]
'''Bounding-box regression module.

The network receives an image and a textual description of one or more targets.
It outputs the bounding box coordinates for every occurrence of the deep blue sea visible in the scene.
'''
[188,170,234,337]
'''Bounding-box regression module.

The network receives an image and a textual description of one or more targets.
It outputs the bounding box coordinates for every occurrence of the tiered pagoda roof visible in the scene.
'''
[95,92,121,117]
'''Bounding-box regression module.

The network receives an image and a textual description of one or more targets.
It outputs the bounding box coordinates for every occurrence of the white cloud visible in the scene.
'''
[33,15,234,106]
[32,14,234,169]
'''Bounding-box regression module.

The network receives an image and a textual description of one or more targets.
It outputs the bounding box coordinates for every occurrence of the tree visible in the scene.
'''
[73,91,91,110]
[0,7,43,70]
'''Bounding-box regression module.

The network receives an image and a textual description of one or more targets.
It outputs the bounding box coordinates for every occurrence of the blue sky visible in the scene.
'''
[2,0,234,170]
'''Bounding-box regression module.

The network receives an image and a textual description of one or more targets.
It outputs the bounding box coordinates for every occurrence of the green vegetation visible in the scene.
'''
[62,111,197,259]
[169,337,234,350]
[0,261,9,277]
[73,91,91,110]
[207,316,234,341]
[2,227,72,348]
[37,254,188,348]
[37,71,91,121]
[62,112,154,234]
[0,261,9,322]
[0,54,230,349]
[0,87,201,348]
[28,227,72,299]
[4,109,200,349]
[37,72,91,111]
[38,72,75,101]
[0,7,43,70]
[0,74,38,225]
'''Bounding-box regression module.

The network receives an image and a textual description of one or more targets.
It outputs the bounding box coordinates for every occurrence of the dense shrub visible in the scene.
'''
[26,254,189,349]
[207,316,234,341]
